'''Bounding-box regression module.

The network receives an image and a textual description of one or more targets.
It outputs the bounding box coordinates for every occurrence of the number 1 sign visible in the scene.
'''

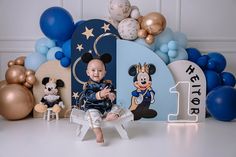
[168,60,206,122]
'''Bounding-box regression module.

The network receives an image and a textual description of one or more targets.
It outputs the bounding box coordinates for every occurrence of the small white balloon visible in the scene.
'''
[118,18,140,40]
[108,0,131,21]
[130,6,140,19]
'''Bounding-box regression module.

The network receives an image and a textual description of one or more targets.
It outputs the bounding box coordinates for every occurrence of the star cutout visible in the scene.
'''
[72,92,79,99]
[82,27,94,40]
[101,23,110,32]
[76,44,84,51]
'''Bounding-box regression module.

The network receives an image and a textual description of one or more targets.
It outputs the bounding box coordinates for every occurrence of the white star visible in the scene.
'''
[76,44,84,51]
[101,23,110,32]
[82,27,94,40]
[72,92,79,99]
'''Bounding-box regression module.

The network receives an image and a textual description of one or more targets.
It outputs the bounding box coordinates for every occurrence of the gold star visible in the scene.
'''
[82,27,94,39]
[72,92,79,99]
[101,23,110,32]
[76,44,84,51]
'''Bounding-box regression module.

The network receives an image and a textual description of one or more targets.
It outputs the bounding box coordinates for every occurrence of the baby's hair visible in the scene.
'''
[81,53,112,64]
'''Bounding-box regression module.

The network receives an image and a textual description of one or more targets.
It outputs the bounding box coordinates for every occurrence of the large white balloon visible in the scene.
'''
[108,0,131,21]
[118,18,140,40]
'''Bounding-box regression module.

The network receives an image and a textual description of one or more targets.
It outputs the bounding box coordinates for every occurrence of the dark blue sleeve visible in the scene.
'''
[150,89,155,95]
[132,90,140,97]
[84,89,98,102]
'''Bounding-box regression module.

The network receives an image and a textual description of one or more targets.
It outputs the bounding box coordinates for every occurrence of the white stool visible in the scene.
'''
[43,108,59,121]
[70,108,134,141]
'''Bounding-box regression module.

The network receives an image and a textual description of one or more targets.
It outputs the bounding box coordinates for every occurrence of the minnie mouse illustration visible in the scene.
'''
[128,63,157,120]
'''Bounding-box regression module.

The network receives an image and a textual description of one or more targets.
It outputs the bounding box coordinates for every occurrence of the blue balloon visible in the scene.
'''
[47,47,62,60]
[207,59,216,70]
[208,52,226,73]
[40,7,75,41]
[25,52,47,71]
[154,50,169,64]
[174,32,188,48]
[168,50,177,58]
[221,72,236,87]
[197,55,209,70]
[206,86,236,121]
[35,37,56,55]
[62,39,71,58]
[160,44,168,53]
[186,48,202,63]
[204,70,222,93]
[167,40,178,50]
[169,47,188,63]
[60,57,71,67]
[55,51,65,60]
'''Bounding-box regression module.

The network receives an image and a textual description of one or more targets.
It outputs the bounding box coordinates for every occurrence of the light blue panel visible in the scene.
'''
[117,39,177,121]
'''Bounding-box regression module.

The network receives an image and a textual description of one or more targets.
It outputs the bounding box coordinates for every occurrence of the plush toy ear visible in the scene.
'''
[128,65,137,76]
[100,53,112,64]
[56,79,64,88]
[149,64,156,75]
[42,77,50,85]
[81,53,93,63]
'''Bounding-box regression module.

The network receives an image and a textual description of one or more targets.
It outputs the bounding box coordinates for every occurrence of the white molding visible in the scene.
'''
[157,0,161,12]
[176,0,182,32]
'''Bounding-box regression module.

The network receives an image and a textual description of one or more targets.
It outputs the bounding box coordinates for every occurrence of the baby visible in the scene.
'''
[81,52,122,144]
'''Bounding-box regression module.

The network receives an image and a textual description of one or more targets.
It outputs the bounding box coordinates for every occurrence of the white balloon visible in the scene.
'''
[118,18,140,40]
[108,0,131,21]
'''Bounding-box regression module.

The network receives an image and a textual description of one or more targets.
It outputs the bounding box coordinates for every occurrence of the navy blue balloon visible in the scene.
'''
[186,48,202,63]
[221,72,236,87]
[55,51,64,60]
[208,52,226,73]
[60,56,71,67]
[40,7,75,41]
[206,86,236,121]
[62,39,71,58]
[207,59,216,70]
[197,55,209,70]
[205,70,221,93]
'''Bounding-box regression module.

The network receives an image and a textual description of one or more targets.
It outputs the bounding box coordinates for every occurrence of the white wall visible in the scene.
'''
[0,0,235,80]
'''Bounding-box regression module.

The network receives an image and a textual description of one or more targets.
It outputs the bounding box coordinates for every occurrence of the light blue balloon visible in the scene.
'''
[35,37,56,54]
[47,47,62,60]
[160,44,168,53]
[174,32,188,48]
[168,40,178,50]
[25,52,47,71]
[169,47,188,63]
[154,27,174,49]
[168,50,177,58]
[154,49,169,64]
[134,38,156,51]
[62,39,71,58]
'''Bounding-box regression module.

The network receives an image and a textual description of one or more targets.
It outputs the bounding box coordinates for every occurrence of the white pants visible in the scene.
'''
[85,105,122,128]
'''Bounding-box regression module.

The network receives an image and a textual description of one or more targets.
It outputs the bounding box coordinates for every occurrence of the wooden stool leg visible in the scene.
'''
[115,124,129,139]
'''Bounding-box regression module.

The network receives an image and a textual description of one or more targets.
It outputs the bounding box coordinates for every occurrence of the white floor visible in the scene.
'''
[0,117,236,157]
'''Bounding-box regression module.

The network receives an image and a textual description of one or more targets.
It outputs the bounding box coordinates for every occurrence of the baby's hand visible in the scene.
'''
[107,92,116,102]
[100,86,111,98]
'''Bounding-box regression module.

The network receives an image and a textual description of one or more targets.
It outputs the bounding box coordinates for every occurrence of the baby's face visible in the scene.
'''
[86,59,106,82]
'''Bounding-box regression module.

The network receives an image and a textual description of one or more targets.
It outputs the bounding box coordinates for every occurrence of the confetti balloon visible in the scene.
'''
[118,18,140,40]
[108,0,131,21]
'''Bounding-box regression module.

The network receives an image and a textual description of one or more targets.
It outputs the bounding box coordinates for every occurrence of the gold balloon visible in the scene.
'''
[0,80,7,89]
[24,82,32,88]
[0,84,34,120]
[138,29,147,38]
[8,60,15,67]
[26,74,36,85]
[141,12,166,35]
[5,65,26,84]
[25,69,35,76]
[15,56,26,66]
[145,34,155,44]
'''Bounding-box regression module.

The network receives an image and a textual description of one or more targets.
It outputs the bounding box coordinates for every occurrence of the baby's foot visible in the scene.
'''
[106,113,119,121]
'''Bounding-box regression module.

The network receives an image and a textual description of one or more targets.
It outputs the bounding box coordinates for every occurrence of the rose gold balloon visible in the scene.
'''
[145,34,155,44]
[26,74,36,85]
[25,69,35,76]
[0,80,7,89]
[24,82,32,88]
[0,84,34,120]
[141,12,166,35]
[18,74,26,83]
[15,56,26,66]
[5,65,26,84]
[138,29,147,38]
[8,60,15,67]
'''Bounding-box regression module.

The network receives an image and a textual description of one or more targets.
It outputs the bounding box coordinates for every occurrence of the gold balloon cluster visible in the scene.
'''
[6,56,36,88]
[138,12,166,44]
[0,56,36,120]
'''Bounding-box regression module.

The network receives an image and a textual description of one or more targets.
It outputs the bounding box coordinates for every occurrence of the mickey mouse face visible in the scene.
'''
[134,72,152,90]
[44,82,58,95]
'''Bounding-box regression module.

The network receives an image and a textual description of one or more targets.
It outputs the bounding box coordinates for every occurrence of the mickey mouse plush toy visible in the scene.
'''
[128,63,157,120]
[34,77,65,114]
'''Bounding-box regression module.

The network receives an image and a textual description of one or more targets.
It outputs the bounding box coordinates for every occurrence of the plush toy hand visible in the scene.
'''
[52,104,61,113]
[135,94,143,104]
[34,103,47,113]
